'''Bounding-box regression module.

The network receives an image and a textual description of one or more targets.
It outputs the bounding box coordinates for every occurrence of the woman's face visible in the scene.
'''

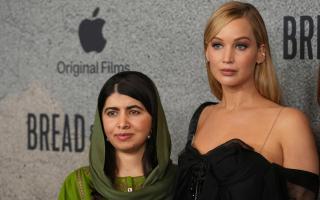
[102,92,152,154]
[206,17,264,89]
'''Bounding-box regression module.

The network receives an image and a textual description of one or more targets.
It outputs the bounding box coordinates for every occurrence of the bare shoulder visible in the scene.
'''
[280,106,308,121]
[276,106,319,174]
[197,103,217,128]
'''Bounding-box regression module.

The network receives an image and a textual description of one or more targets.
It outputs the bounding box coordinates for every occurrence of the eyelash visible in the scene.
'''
[105,110,141,117]
[211,42,248,50]
[129,110,140,115]
[235,43,248,50]
[212,43,222,49]
[106,110,117,117]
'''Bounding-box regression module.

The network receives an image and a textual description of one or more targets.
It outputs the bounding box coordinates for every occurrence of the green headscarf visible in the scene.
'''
[89,71,177,199]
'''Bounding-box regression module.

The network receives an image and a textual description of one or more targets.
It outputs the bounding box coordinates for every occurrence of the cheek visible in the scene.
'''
[207,51,221,71]
[102,117,113,137]
[241,55,258,71]
[209,61,220,78]
[136,117,152,133]
[243,49,259,64]
[207,49,217,62]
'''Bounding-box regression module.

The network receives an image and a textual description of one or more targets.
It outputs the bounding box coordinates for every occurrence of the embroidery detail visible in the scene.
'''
[76,168,86,200]
[113,176,145,192]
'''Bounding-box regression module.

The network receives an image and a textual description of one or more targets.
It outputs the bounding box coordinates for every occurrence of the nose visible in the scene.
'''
[222,46,234,64]
[117,112,130,129]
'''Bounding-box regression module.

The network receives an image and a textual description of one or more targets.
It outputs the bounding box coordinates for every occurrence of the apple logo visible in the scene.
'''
[79,7,106,53]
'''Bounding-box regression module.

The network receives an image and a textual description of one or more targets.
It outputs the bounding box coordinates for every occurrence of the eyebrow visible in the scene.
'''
[104,105,145,112]
[213,36,252,42]
[127,105,144,110]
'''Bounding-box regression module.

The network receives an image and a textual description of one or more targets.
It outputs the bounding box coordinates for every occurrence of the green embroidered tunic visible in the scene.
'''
[114,176,145,192]
[58,166,146,199]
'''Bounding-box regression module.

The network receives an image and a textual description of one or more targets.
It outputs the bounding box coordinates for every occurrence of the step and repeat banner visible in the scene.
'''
[0,0,319,199]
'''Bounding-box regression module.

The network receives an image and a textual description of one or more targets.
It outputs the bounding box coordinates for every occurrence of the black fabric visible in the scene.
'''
[174,102,319,200]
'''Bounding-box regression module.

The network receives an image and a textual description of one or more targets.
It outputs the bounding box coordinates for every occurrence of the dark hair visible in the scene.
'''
[97,71,158,181]
[318,65,320,106]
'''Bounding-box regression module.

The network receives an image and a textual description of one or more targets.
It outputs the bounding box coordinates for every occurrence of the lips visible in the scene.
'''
[220,68,237,76]
[114,133,133,141]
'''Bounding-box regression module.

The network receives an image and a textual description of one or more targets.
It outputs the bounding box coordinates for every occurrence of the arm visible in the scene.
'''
[58,170,81,200]
[279,108,319,174]
[58,167,92,200]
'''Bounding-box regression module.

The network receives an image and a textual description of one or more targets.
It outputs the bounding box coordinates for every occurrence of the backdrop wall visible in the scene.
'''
[0,0,319,199]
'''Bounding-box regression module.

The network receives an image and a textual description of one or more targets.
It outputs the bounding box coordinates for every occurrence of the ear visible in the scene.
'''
[256,44,266,64]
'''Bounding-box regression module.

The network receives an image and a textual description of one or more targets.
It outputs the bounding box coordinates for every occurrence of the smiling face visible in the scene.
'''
[206,17,265,89]
[102,92,152,154]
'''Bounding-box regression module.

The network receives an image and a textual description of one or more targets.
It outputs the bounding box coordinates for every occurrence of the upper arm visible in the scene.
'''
[279,108,319,174]
[58,170,79,200]
[58,167,91,200]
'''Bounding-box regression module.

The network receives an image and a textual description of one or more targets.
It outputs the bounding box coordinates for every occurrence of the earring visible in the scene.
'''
[147,128,152,139]
[257,53,266,65]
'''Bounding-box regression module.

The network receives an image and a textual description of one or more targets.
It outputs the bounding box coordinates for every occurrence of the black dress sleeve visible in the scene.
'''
[280,166,319,200]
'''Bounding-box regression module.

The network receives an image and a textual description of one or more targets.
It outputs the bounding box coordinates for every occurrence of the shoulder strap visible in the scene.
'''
[259,107,284,153]
[187,102,217,143]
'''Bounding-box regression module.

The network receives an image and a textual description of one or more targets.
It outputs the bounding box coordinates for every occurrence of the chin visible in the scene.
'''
[114,144,133,151]
[217,79,241,87]
[115,144,145,154]
[217,76,253,88]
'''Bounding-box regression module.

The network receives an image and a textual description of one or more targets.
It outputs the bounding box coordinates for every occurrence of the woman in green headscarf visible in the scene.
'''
[58,71,177,200]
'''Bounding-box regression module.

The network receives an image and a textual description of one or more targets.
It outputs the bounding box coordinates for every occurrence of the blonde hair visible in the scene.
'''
[204,1,281,104]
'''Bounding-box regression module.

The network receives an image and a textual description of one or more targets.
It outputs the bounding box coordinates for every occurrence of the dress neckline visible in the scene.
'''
[188,138,318,176]
[113,176,145,192]
[189,102,276,164]
[190,138,260,159]
[187,102,318,176]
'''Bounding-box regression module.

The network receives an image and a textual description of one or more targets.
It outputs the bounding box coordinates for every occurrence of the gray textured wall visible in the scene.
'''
[0,0,319,199]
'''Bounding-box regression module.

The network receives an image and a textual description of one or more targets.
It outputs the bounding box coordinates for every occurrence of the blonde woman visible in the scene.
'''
[174,2,319,200]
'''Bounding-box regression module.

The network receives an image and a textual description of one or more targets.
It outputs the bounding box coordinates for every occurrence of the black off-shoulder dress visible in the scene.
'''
[174,102,319,200]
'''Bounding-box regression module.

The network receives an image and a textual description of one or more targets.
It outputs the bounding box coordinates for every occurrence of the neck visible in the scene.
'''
[220,81,262,110]
[115,147,145,177]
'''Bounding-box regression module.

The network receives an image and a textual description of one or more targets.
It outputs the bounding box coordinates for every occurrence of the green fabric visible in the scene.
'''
[58,167,93,200]
[58,74,177,200]
[58,167,147,199]
[114,176,145,192]
[89,85,177,200]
